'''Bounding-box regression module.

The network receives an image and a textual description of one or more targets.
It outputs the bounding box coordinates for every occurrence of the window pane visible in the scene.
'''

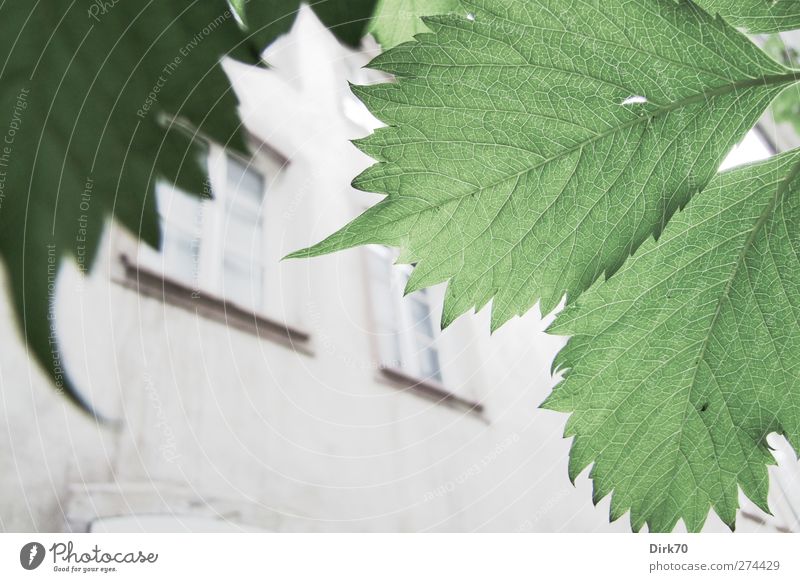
[227,199,261,228]
[222,255,263,310]
[409,291,442,381]
[419,346,442,383]
[226,156,264,208]
[156,183,202,284]
[408,296,435,338]
[156,183,203,228]
[220,155,266,310]
[162,223,200,284]
[223,212,261,257]
[367,247,398,331]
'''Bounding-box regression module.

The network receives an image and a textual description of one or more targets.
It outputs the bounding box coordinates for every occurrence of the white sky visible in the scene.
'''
[719,129,774,171]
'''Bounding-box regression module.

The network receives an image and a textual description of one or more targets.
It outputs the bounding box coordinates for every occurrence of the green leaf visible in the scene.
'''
[0,0,375,416]
[544,150,800,532]
[692,0,800,34]
[289,0,797,331]
[369,0,460,48]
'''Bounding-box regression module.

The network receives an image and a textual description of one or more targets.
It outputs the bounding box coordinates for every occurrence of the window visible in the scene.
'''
[367,245,443,384]
[156,184,203,287]
[137,145,268,313]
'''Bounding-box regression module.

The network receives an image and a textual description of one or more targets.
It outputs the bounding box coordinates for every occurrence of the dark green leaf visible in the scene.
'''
[0,0,375,416]
[239,0,377,48]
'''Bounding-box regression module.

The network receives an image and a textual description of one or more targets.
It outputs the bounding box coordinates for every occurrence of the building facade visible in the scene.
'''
[1,7,798,533]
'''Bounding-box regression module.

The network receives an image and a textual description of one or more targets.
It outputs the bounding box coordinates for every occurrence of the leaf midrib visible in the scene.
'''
[292,72,798,261]
[368,73,796,225]
[661,156,800,525]
[686,156,800,399]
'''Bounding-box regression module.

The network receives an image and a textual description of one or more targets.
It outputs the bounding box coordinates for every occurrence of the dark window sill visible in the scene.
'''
[116,254,312,355]
[378,366,486,420]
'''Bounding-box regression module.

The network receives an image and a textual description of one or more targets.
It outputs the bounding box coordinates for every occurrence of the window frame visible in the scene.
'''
[113,138,311,351]
[137,144,271,315]
[204,145,269,313]
[364,245,484,416]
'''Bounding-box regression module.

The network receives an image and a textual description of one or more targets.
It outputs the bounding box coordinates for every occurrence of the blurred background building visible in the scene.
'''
[1,6,799,533]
